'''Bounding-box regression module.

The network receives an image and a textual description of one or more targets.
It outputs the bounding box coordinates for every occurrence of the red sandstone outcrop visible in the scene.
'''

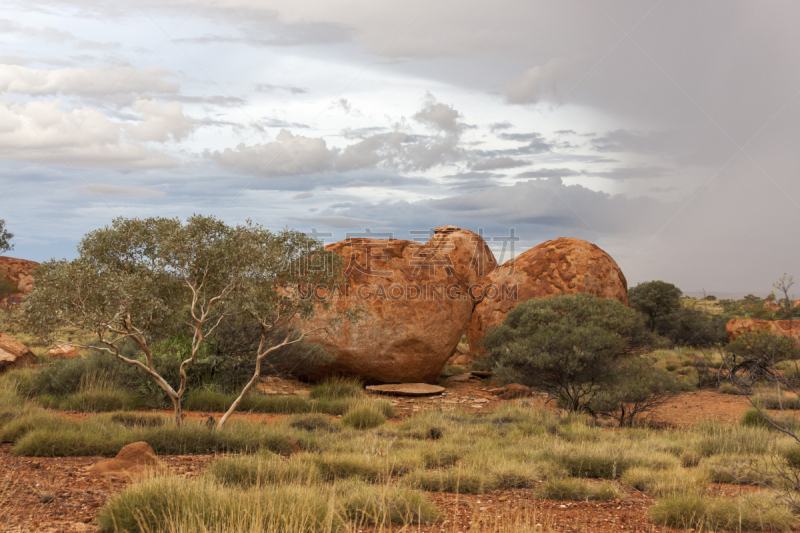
[466,238,628,353]
[0,256,38,307]
[725,318,800,343]
[0,333,36,372]
[297,226,495,384]
[89,442,161,479]
[45,344,82,359]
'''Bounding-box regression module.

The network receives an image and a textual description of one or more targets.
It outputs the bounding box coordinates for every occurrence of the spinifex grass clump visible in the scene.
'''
[536,478,622,501]
[650,493,796,531]
[185,389,313,414]
[309,377,364,400]
[98,474,438,533]
[2,410,301,456]
[341,404,386,429]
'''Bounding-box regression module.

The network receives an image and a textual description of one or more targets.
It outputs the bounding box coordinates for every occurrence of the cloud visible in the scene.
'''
[76,184,165,197]
[504,57,583,105]
[285,215,381,228]
[429,178,670,234]
[0,99,174,169]
[214,95,467,175]
[442,171,500,191]
[124,99,198,143]
[413,94,461,133]
[293,191,313,199]
[0,64,179,97]
[209,128,337,176]
[472,156,528,171]
[254,83,308,95]
[517,168,581,179]
[517,166,668,180]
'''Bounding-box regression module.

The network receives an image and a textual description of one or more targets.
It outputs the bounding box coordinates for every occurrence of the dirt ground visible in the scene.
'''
[0,380,788,533]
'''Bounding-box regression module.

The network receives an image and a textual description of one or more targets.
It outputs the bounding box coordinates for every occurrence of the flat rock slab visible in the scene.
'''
[366,383,445,396]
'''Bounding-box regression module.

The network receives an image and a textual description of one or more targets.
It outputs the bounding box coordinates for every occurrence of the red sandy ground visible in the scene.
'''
[0,381,791,533]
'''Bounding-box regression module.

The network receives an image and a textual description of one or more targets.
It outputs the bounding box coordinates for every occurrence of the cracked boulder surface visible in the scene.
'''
[466,237,628,354]
[296,226,495,384]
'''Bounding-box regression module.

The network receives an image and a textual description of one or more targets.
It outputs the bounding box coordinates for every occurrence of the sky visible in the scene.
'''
[0,0,799,297]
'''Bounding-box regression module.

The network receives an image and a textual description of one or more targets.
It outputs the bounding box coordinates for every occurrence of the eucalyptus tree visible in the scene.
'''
[23,215,342,426]
[216,227,345,428]
[0,219,12,253]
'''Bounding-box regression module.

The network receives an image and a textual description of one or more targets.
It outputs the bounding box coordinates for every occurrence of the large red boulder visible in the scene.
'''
[297,226,495,384]
[0,333,36,372]
[725,318,800,343]
[466,238,628,353]
[0,256,38,307]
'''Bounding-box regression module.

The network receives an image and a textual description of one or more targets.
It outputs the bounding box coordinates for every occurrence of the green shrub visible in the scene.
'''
[309,377,364,400]
[650,493,796,531]
[481,293,651,414]
[341,405,386,429]
[536,479,622,501]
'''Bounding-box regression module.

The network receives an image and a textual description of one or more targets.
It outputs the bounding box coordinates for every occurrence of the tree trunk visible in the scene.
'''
[217,373,258,429]
[172,396,183,427]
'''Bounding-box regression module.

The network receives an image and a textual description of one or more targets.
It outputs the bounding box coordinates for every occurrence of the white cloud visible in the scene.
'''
[413,93,461,133]
[124,99,198,143]
[0,99,174,169]
[0,64,179,97]
[504,58,583,105]
[209,129,337,176]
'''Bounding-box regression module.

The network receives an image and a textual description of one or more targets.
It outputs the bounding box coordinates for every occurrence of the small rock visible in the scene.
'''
[38,492,55,503]
[470,370,493,378]
[446,373,471,383]
[366,383,445,396]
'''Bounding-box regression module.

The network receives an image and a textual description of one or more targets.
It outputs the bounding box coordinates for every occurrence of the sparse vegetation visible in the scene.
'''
[650,493,796,531]
[340,404,387,429]
[536,478,622,501]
